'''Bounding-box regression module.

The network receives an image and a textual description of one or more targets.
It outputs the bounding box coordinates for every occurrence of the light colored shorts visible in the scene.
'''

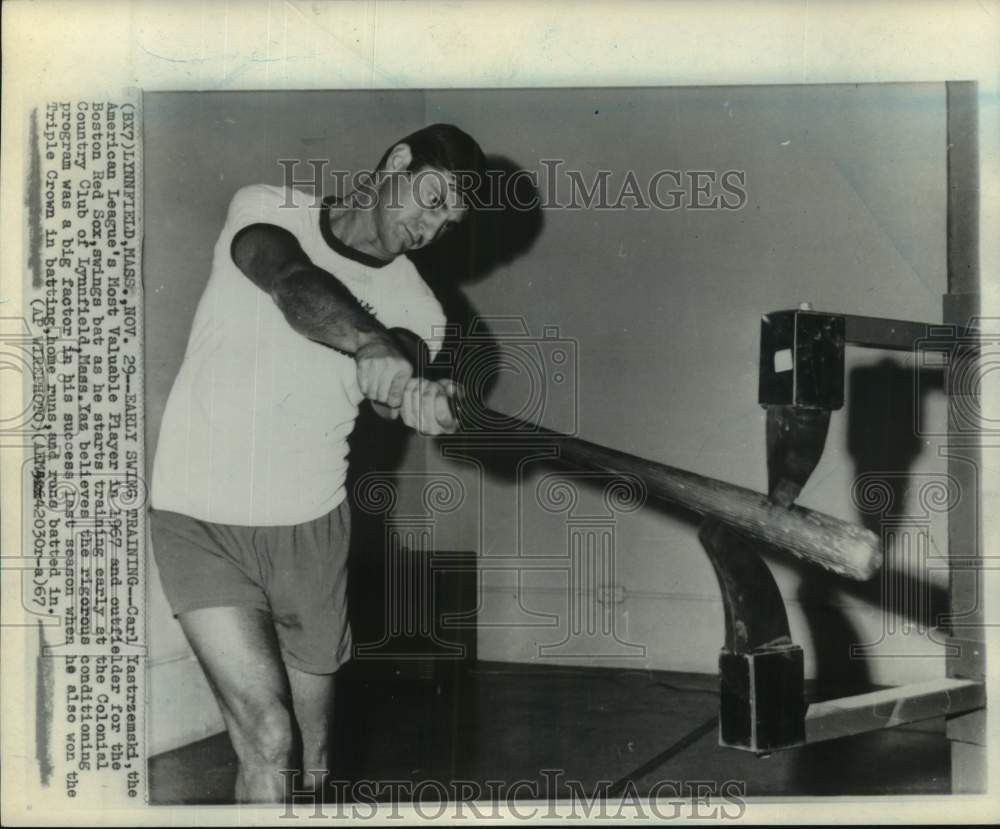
[149,502,352,674]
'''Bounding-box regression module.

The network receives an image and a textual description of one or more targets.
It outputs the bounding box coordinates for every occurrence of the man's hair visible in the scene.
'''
[374,123,486,205]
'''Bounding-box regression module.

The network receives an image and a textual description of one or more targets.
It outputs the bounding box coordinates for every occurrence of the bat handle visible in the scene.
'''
[443,380,470,429]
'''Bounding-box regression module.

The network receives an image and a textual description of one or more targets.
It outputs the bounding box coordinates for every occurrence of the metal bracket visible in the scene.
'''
[700,517,806,753]
[720,307,986,757]
[759,309,846,410]
[759,309,954,410]
[701,403,832,754]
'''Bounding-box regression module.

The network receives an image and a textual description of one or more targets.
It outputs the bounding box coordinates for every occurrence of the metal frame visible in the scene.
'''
[703,81,986,770]
[712,305,985,756]
[942,79,986,794]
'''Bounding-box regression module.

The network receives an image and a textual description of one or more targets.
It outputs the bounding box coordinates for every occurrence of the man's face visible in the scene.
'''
[373,158,469,258]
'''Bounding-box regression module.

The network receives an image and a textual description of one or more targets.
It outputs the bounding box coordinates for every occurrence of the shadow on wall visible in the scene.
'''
[344,153,544,671]
[794,359,947,695]
[789,358,947,793]
[838,359,947,634]
[407,153,546,486]
[339,155,544,771]
[346,153,544,474]
[409,154,547,290]
[408,153,545,389]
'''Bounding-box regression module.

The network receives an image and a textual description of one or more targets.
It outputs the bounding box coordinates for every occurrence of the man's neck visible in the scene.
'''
[326,195,392,262]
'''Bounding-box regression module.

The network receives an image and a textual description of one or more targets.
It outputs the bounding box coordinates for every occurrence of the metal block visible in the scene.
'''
[718,645,805,754]
[759,310,846,410]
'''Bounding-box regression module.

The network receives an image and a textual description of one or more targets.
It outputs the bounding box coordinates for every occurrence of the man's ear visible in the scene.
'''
[384,142,413,173]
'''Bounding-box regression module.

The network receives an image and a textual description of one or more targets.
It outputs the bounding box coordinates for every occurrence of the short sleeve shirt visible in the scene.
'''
[151,185,446,526]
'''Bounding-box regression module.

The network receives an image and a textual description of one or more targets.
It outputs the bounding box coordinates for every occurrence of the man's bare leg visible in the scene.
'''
[178,606,295,803]
[287,666,336,794]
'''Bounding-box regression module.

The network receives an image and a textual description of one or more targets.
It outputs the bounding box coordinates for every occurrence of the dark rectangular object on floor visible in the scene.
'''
[719,645,806,753]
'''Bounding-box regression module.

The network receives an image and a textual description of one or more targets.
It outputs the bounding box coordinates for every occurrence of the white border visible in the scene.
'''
[2,0,998,825]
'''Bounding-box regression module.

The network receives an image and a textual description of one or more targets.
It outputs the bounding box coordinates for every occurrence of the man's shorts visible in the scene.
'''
[149,502,352,674]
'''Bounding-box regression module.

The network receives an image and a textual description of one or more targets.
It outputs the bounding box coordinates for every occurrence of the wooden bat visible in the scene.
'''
[448,400,882,582]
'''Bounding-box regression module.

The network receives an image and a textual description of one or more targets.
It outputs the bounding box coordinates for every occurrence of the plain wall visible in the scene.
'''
[418,83,949,685]
[144,84,950,754]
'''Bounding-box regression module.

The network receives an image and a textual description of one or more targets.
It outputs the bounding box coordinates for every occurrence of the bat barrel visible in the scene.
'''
[457,403,881,581]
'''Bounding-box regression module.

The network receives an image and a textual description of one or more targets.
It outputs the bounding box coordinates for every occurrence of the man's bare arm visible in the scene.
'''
[231,222,389,352]
[230,222,426,408]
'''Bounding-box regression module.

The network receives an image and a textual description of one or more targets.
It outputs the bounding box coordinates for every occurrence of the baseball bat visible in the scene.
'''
[450,400,882,581]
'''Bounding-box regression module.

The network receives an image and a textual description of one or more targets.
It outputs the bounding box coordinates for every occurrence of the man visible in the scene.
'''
[150,124,485,802]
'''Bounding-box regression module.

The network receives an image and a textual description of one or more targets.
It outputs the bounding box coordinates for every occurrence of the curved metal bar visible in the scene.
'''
[698,406,831,753]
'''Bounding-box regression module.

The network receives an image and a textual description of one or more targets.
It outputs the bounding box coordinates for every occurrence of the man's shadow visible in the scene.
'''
[833,358,947,659]
[335,156,544,781]
[790,357,946,794]
[347,153,545,567]
[409,153,548,435]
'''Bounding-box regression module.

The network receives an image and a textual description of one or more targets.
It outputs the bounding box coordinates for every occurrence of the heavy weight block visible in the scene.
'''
[718,645,806,753]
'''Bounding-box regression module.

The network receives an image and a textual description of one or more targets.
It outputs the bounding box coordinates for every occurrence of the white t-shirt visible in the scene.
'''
[151,184,446,526]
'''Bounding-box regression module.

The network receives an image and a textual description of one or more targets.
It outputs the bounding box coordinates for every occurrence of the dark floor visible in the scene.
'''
[149,660,950,804]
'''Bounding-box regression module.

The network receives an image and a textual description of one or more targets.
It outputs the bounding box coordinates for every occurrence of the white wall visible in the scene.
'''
[420,84,950,687]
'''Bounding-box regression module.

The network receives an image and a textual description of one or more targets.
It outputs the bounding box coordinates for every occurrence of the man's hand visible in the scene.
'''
[355,336,413,408]
[400,378,460,435]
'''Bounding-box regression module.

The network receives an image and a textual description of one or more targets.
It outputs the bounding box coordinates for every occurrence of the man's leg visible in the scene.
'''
[178,606,295,803]
[262,502,352,793]
[287,667,336,793]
